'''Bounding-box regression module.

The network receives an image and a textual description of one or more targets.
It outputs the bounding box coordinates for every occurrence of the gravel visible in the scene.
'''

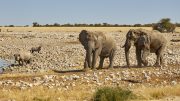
[0,31,179,74]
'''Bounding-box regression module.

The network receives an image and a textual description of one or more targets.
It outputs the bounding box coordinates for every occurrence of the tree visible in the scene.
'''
[153,18,176,33]
[134,24,141,27]
[102,23,108,27]
[175,23,180,27]
[8,25,14,27]
[32,22,39,27]
[53,23,60,27]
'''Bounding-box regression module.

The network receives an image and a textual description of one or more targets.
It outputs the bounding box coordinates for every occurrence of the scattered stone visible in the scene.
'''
[171,81,177,85]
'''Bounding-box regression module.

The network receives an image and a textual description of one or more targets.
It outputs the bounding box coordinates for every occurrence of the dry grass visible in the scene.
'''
[1,84,180,101]
[0,27,179,33]
[0,72,180,101]
[0,85,92,101]
[0,27,153,32]
[134,84,180,100]
[175,27,180,33]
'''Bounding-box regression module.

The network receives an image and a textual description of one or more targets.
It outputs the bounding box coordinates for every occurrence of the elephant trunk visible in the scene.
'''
[124,39,132,66]
[141,50,150,66]
[86,41,94,68]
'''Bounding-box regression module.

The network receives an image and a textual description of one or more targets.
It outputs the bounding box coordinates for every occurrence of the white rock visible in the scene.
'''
[171,81,177,85]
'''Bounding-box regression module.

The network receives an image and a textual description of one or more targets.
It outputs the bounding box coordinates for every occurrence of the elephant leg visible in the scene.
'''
[21,60,24,66]
[84,61,88,69]
[136,47,142,67]
[141,51,149,66]
[83,61,90,71]
[124,39,132,67]
[154,46,165,67]
[18,60,21,66]
[109,50,115,68]
[160,45,166,66]
[98,56,105,69]
[92,51,99,69]
[84,54,89,70]
[85,51,92,68]
[154,52,160,67]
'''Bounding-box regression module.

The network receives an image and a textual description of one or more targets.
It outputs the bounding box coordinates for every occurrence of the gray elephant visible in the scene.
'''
[14,51,32,66]
[123,29,167,67]
[79,30,116,70]
[30,45,42,53]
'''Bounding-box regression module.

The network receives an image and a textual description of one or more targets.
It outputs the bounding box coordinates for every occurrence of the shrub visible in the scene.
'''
[150,91,165,99]
[93,87,136,101]
[153,18,176,33]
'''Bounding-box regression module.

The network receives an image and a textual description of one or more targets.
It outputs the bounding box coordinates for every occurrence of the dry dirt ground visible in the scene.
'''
[0,27,180,101]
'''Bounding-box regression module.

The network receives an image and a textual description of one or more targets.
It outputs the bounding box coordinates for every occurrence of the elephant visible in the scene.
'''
[79,30,116,70]
[123,29,167,67]
[14,51,32,66]
[30,45,42,53]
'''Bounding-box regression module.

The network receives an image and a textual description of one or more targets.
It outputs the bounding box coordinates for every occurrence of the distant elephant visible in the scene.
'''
[123,29,167,67]
[14,51,32,66]
[30,45,42,53]
[79,30,116,70]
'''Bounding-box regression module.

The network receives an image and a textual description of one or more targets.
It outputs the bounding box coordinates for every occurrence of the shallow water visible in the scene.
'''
[0,59,11,68]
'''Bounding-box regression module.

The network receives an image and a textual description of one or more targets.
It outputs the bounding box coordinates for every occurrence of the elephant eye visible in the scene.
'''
[86,35,90,39]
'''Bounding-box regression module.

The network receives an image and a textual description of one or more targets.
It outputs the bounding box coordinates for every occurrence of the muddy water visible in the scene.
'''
[0,59,11,68]
[0,59,12,73]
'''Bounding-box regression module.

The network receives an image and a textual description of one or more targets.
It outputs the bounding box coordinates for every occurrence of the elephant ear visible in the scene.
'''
[138,34,150,50]
[79,30,88,46]
[127,29,133,38]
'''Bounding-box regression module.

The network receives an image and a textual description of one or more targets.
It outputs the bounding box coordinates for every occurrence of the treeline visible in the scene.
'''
[1,22,180,27]
[32,22,180,27]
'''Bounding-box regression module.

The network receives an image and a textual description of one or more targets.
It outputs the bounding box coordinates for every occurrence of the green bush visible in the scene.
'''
[93,87,136,101]
[153,18,176,33]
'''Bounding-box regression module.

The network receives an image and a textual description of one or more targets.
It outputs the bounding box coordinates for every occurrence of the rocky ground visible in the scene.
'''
[0,30,180,100]
[0,31,179,72]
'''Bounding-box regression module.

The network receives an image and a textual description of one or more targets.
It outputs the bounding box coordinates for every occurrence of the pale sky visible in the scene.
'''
[0,0,179,26]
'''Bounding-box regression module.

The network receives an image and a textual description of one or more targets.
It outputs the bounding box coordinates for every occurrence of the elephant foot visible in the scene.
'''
[137,64,142,68]
[97,67,102,70]
[127,65,131,68]
[108,67,114,70]
[83,68,90,72]
[142,60,148,67]
[153,63,161,67]
[91,68,97,71]
[143,63,148,67]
